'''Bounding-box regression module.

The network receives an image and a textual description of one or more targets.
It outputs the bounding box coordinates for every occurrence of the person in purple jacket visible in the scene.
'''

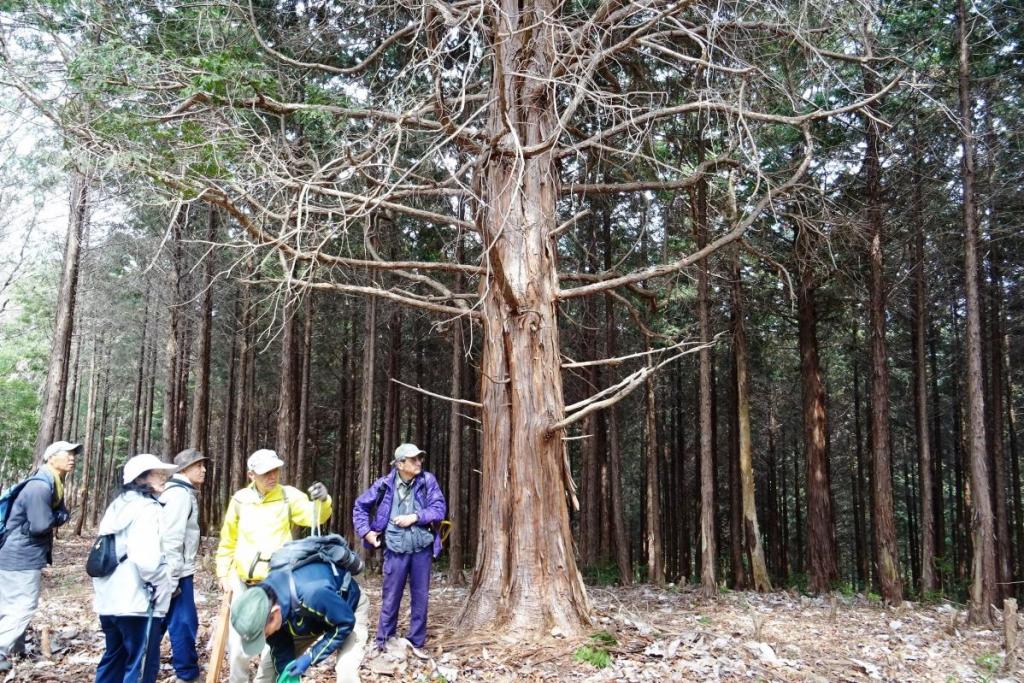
[352,443,446,654]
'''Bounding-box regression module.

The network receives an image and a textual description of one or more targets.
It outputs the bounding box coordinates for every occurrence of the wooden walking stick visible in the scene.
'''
[206,588,233,683]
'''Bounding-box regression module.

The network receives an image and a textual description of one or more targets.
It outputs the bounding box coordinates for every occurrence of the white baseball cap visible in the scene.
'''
[392,443,426,464]
[122,453,177,484]
[247,449,285,475]
[43,441,82,461]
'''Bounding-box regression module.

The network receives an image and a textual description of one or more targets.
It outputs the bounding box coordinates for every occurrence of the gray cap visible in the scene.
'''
[173,448,208,471]
[43,441,82,461]
[392,443,425,464]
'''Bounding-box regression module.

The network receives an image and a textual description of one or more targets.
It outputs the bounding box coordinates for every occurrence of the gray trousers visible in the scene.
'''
[0,569,43,657]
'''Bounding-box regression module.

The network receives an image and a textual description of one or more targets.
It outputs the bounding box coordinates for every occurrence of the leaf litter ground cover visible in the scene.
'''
[5,535,1016,682]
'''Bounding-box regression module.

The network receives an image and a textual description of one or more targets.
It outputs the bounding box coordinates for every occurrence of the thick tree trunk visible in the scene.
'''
[957,0,998,625]
[460,2,591,633]
[35,171,87,461]
[863,66,903,604]
[189,207,217,454]
[795,225,838,593]
[731,249,771,591]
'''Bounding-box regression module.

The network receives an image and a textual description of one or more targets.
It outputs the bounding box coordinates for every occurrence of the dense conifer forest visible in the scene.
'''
[0,0,1022,644]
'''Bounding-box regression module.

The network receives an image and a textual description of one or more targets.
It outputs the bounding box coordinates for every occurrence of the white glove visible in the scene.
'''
[308,482,328,501]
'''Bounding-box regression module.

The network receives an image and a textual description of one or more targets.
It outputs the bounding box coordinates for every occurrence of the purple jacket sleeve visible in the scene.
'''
[415,472,447,526]
[352,477,383,540]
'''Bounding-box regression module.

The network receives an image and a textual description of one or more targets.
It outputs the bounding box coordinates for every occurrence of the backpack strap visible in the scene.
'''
[164,480,197,521]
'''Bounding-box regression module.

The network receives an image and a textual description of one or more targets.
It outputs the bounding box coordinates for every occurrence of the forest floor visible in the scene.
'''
[3,535,1017,683]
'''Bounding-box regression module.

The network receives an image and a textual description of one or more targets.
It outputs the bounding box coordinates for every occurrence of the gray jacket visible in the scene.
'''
[159,474,200,580]
[0,468,66,570]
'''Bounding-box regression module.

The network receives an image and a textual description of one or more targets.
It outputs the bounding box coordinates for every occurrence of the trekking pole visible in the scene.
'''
[312,499,321,537]
[138,589,156,683]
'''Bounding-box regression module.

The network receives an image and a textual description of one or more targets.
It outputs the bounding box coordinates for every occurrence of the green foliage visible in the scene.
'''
[974,652,1000,674]
[835,582,857,598]
[581,562,622,586]
[589,630,617,646]
[573,645,611,669]
[0,265,56,474]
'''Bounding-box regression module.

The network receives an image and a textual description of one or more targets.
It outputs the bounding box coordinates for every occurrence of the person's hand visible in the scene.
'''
[150,579,173,606]
[52,508,70,527]
[392,513,418,528]
[364,530,381,548]
[283,654,312,678]
[307,482,328,501]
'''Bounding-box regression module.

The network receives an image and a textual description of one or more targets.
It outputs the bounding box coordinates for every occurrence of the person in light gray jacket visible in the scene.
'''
[157,449,207,683]
[0,441,78,673]
[93,453,177,683]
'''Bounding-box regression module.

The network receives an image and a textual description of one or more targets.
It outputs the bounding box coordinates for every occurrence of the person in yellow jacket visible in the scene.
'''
[215,448,332,683]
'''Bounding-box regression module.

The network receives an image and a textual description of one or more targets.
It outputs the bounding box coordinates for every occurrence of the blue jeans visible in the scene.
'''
[95,614,161,683]
[158,575,199,681]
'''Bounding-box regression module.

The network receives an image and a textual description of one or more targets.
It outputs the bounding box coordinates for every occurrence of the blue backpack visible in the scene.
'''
[0,474,51,548]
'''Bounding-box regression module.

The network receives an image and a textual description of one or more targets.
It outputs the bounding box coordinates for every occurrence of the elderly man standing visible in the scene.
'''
[215,448,332,683]
[353,443,446,655]
[157,448,208,683]
[0,440,78,673]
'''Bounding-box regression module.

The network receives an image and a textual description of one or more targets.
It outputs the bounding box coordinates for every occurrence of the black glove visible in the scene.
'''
[52,508,70,528]
[307,482,328,501]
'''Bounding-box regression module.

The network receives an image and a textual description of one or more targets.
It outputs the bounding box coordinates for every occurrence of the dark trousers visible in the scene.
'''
[158,575,199,681]
[376,547,432,648]
[95,614,161,683]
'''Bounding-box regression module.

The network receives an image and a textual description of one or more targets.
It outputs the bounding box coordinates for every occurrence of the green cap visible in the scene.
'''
[230,587,271,657]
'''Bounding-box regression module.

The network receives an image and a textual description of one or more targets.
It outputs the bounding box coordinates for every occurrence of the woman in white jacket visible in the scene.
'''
[93,453,177,683]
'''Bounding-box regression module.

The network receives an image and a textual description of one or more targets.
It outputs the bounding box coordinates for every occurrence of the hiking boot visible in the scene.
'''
[0,655,12,672]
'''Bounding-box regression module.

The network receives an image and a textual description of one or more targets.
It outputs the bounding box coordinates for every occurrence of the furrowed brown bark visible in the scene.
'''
[35,171,87,461]
[459,0,590,634]
[190,207,217,455]
[863,62,902,604]
[911,134,937,594]
[731,248,771,591]
[957,0,998,625]
[795,223,838,593]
